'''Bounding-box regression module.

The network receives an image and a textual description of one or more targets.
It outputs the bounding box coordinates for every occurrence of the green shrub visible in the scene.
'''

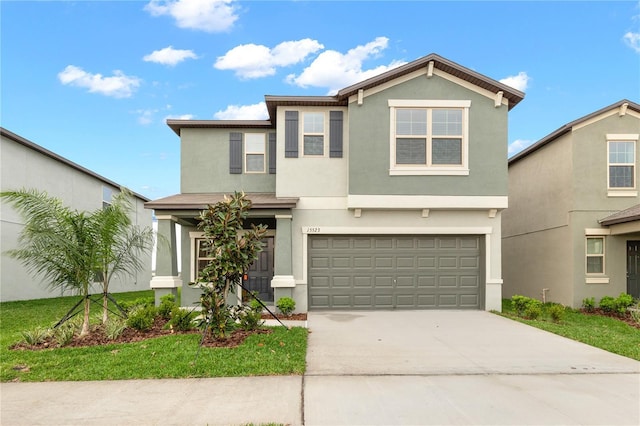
[158,294,177,320]
[234,302,264,331]
[582,297,596,312]
[105,317,127,340]
[524,300,543,320]
[511,295,530,316]
[168,307,195,332]
[599,296,616,313]
[126,305,156,331]
[276,297,296,317]
[21,327,52,346]
[547,304,565,323]
[53,322,76,347]
[614,293,634,315]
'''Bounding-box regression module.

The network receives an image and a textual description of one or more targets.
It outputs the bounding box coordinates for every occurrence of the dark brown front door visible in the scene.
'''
[245,237,274,302]
[627,241,640,298]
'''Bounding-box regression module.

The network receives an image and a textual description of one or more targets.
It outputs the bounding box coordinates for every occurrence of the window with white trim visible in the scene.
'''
[389,100,470,175]
[102,186,113,209]
[195,238,213,277]
[244,133,266,173]
[303,112,324,156]
[608,139,636,189]
[586,236,605,274]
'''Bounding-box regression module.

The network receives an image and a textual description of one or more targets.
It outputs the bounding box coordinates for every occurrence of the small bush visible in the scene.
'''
[168,307,195,331]
[511,295,530,316]
[126,305,156,331]
[234,302,264,331]
[105,317,127,340]
[524,301,543,320]
[547,304,565,323]
[599,296,616,313]
[582,297,596,312]
[53,322,76,347]
[21,327,51,346]
[158,294,177,320]
[614,293,634,315]
[276,297,296,317]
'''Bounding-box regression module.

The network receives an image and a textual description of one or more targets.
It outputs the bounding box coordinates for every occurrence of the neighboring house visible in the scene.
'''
[146,53,524,312]
[0,127,153,302]
[502,100,640,307]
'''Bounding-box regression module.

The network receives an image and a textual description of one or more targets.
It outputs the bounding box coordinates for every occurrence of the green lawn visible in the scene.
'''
[498,299,640,361]
[0,291,308,382]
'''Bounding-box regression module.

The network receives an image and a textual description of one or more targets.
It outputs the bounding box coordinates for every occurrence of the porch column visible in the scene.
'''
[150,215,182,305]
[272,214,296,301]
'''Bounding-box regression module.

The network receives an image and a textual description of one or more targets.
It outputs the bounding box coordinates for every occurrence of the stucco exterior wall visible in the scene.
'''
[275,107,349,198]
[1,133,153,302]
[347,70,509,197]
[180,128,276,194]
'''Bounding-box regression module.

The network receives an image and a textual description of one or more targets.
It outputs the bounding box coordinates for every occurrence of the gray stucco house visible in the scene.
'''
[502,100,640,307]
[146,53,524,312]
[0,128,153,302]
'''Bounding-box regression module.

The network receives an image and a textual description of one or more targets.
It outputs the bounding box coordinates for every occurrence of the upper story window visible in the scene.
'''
[607,134,639,197]
[389,100,470,176]
[102,186,113,209]
[244,133,266,173]
[303,112,325,156]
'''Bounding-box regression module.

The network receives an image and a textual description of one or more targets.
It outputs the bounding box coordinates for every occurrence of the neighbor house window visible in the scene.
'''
[303,112,324,156]
[389,100,470,175]
[608,140,636,189]
[102,186,113,209]
[244,133,266,173]
[586,237,605,274]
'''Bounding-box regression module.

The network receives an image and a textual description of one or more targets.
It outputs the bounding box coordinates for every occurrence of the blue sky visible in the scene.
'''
[2,0,639,200]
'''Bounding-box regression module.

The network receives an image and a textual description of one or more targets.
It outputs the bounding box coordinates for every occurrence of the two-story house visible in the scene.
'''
[502,100,640,307]
[1,127,153,302]
[146,53,524,312]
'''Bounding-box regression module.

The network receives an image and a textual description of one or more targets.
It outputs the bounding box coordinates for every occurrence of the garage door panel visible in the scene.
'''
[308,235,484,309]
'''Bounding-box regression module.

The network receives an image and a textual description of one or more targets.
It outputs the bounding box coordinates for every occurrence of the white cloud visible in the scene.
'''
[623,31,640,53]
[136,109,157,125]
[143,46,198,66]
[58,65,141,98]
[499,72,530,92]
[508,139,534,156]
[166,114,195,120]
[144,0,238,33]
[214,102,268,120]
[286,37,406,94]
[214,39,324,79]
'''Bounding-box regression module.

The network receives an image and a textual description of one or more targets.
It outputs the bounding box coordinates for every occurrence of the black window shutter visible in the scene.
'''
[268,133,276,174]
[229,132,243,174]
[330,111,344,158]
[285,111,299,158]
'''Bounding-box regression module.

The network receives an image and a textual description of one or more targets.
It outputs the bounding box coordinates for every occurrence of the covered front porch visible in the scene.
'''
[144,193,298,307]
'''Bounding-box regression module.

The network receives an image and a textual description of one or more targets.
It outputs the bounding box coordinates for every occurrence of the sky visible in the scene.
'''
[1,0,639,201]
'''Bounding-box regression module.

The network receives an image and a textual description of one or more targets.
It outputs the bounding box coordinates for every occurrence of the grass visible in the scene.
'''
[498,299,640,361]
[0,290,308,382]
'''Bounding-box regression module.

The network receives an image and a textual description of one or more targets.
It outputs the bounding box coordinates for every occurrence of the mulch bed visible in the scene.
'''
[10,317,273,351]
[261,312,307,321]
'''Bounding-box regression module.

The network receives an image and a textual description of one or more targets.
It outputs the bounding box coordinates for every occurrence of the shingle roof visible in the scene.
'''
[509,99,640,165]
[599,204,640,226]
[145,192,298,211]
[1,127,150,202]
[167,53,526,136]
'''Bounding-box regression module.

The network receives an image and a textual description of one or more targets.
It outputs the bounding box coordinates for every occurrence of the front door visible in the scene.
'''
[245,236,274,302]
[627,241,640,298]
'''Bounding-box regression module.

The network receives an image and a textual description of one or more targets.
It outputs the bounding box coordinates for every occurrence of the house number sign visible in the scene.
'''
[305,227,322,233]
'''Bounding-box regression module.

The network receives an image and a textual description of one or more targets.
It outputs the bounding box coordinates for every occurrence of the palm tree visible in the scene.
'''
[1,189,99,335]
[94,190,154,323]
[2,188,154,333]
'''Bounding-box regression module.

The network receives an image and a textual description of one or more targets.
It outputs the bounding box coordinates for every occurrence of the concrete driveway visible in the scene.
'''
[2,310,639,425]
[304,310,640,425]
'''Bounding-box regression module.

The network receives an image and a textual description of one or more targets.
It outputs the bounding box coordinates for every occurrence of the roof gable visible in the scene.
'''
[509,99,640,165]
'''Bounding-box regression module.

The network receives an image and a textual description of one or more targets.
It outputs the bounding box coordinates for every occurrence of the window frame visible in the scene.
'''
[302,112,326,157]
[388,100,470,176]
[585,236,605,275]
[607,135,637,192]
[244,133,266,174]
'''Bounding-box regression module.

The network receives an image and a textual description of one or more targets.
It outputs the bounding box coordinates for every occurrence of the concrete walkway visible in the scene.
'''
[2,311,639,425]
